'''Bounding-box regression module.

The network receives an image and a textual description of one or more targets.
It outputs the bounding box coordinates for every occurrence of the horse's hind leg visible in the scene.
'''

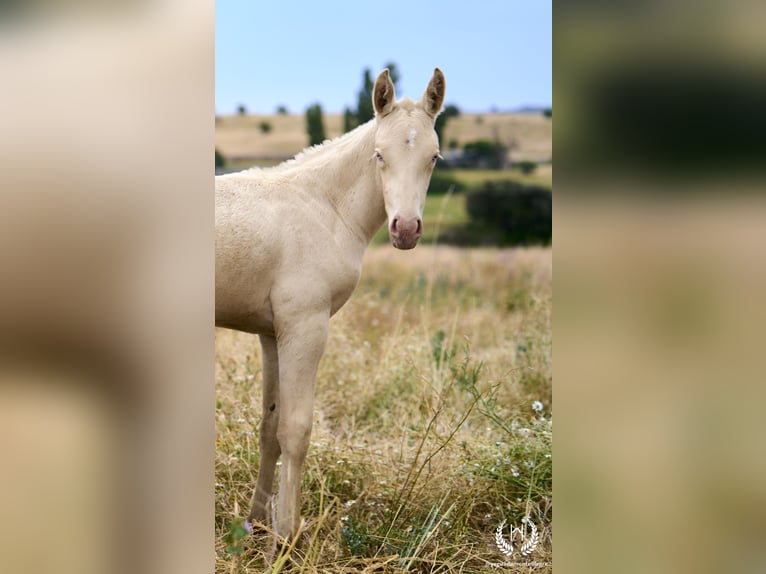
[249,334,281,524]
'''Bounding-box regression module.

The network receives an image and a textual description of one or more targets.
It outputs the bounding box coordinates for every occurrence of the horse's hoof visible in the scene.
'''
[245,518,270,536]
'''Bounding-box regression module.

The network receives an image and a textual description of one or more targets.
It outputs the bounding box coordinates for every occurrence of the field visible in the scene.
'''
[215,112,552,167]
[446,167,553,192]
[215,245,552,572]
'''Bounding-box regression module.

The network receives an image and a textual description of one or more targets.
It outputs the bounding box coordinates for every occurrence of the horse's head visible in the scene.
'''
[372,68,446,250]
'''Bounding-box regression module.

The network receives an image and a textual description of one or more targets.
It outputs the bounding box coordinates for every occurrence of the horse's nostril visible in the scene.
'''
[390,217,399,233]
[416,219,422,235]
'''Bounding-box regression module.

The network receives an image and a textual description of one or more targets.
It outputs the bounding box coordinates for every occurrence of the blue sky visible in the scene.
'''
[215,0,551,115]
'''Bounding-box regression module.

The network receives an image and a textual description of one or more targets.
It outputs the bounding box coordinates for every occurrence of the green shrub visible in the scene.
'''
[258,120,272,134]
[516,160,537,175]
[466,180,551,245]
[463,139,507,169]
[215,148,225,169]
[427,170,461,195]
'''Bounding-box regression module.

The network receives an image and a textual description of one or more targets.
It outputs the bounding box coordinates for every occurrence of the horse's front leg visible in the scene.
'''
[249,334,280,524]
[274,313,328,539]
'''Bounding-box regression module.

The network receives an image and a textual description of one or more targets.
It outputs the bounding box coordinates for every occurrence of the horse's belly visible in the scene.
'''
[215,285,274,335]
[215,313,274,335]
[215,255,276,334]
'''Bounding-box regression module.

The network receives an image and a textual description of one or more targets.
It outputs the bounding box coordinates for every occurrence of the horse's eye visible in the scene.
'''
[374,150,384,162]
[432,153,442,164]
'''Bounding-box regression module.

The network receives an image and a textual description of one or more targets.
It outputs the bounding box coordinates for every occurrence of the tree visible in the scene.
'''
[434,103,460,145]
[276,105,288,115]
[382,61,401,93]
[343,106,358,133]
[215,148,225,169]
[305,103,326,146]
[237,104,247,116]
[259,121,272,134]
[355,68,375,125]
[347,63,404,132]
[543,108,552,118]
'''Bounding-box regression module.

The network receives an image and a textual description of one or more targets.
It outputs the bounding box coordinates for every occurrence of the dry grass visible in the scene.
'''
[216,112,551,165]
[215,245,552,573]
[442,114,552,163]
[215,114,346,161]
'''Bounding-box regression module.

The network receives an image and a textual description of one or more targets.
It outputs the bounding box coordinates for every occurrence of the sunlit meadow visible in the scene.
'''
[215,244,551,572]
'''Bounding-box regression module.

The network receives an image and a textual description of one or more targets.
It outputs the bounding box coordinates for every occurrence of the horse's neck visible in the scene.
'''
[290,121,386,249]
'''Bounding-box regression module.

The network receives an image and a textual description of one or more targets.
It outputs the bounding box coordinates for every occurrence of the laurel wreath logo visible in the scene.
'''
[519,518,539,556]
[495,517,540,557]
[495,520,514,556]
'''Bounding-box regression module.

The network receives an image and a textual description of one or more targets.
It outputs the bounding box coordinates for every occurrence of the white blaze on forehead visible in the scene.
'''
[406,127,417,150]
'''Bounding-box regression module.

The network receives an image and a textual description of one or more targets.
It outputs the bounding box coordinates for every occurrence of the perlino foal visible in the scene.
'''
[215,68,446,539]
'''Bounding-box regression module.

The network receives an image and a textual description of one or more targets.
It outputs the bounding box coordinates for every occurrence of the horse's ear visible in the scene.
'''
[421,68,446,119]
[373,69,396,117]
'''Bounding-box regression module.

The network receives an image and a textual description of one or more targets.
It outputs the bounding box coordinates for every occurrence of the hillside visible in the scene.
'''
[215,112,551,168]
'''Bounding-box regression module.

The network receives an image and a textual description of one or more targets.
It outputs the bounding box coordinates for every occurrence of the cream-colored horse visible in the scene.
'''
[215,68,445,539]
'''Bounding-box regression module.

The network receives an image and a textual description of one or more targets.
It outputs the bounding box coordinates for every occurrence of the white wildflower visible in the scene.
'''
[532,400,544,413]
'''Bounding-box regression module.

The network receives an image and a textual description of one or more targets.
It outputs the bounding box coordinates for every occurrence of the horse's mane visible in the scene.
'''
[281,120,375,169]
[245,97,419,175]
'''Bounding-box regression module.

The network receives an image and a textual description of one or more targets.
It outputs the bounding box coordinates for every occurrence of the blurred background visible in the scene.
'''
[555,2,766,574]
[0,1,213,573]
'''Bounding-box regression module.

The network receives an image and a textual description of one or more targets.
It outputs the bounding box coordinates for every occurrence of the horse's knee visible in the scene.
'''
[260,410,276,432]
[276,418,312,459]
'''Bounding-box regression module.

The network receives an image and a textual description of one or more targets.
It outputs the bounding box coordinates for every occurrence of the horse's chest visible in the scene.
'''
[284,212,362,317]
[329,267,360,316]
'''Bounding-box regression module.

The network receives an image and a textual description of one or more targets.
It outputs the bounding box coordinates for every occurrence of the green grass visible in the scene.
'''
[449,167,553,190]
[215,246,552,572]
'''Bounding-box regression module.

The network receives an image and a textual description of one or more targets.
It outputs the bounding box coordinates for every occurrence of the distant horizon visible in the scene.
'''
[216,1,551,117]
[216,104,552,117]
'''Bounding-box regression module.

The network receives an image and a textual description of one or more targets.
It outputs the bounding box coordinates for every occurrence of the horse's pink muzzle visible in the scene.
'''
[389,215,423,250]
